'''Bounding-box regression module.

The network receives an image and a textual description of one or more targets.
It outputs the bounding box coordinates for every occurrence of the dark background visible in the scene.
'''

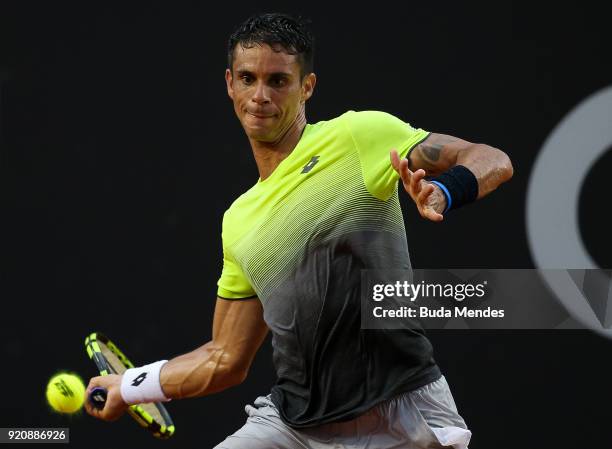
[1,1,611,448]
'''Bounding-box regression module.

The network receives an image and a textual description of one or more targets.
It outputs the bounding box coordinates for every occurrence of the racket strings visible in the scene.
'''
[98,340,170,428]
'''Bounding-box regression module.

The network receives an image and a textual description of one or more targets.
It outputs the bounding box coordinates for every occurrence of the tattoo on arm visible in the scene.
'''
[421,143,443,162]
[409,134,460,175]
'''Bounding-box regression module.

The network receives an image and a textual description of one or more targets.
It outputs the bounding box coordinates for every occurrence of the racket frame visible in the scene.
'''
[85,332,175,439]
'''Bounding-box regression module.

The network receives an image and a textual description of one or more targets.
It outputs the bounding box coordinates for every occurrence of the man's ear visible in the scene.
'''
[225,68,234,100]
[301,73,317,103]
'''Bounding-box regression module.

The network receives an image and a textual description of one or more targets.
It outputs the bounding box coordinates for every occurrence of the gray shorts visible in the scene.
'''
[214,376,471,449]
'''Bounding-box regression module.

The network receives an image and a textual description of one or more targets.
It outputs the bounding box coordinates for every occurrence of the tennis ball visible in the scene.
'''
[46,373,85,413]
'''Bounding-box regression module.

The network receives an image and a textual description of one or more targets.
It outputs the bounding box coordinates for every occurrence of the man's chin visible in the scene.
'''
[244,126,276,142]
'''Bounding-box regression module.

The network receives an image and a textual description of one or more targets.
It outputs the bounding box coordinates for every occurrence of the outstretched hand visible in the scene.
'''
[390,149,446,222]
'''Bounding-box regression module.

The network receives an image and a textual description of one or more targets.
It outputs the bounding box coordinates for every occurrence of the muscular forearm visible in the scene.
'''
[410,134,514,201]
[158,299,268,400]
[159,341,246,399]
[455,144,513,199]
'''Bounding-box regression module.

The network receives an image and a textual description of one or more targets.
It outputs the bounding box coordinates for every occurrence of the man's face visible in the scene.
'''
[225,43,315,143]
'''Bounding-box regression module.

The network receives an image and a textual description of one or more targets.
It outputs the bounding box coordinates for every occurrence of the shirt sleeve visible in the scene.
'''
[343,110,430,201]
[216,216,257,300]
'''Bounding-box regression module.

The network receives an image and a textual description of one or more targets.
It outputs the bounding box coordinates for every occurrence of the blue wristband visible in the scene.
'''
[430,180,452,213]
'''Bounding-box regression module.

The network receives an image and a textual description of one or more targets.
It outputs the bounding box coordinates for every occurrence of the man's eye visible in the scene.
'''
[272,78,287,87]
[241,75,253,84]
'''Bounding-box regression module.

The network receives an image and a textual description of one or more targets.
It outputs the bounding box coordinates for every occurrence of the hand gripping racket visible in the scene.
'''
[84,332,175,439]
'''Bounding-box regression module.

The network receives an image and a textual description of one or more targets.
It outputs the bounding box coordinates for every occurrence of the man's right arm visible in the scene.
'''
[160,297,268,398]
[84,297,268,421]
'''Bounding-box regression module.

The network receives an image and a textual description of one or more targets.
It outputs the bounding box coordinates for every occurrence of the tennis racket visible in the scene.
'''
[84,332,175,439]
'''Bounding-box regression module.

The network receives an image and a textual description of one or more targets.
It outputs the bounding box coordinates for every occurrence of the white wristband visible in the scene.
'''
[120,360,170,405]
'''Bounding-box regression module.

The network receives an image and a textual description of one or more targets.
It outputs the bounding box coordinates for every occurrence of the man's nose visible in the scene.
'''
[251,81,271,105]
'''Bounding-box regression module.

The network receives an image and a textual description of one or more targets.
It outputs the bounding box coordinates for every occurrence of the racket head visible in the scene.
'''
[85,332,175,439]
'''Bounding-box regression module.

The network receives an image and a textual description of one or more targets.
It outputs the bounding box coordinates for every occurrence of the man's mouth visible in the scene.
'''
[247,111,274,119]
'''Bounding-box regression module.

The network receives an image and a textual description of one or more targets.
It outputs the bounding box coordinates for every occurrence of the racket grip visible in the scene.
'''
[89,387,108,410]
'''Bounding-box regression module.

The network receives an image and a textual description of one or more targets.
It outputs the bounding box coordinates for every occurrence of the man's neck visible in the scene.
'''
[250,111,307,181]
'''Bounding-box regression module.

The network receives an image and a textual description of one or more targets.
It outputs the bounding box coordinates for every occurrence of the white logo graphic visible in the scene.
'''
[527,86,612,338]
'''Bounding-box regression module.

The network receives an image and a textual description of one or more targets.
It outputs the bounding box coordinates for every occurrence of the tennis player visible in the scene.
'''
[85,13,513,448]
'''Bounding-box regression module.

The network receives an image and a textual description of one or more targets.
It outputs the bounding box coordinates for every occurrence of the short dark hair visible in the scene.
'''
[227,13,314,78]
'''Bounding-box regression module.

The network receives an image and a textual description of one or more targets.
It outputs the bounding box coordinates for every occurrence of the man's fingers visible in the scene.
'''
[84,390,117,422]
[417,182,434,205]
[423,207,444,222]
[84,383,103,416]
[410,168,426,194]
[391,149,442,222]
[87,377,102,392]
[398,157,412,186]
[87,374,119,390]
[84,375,124,421]
[420,203,444,222]
[392,149,440,220]
[83,393,101,418]
[390,149,400,172]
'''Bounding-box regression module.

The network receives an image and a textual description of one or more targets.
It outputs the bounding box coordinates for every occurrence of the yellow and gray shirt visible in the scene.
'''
[217,110,441,427]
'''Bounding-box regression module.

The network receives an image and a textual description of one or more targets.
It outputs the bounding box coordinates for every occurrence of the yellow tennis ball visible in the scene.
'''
[46,373,85,413]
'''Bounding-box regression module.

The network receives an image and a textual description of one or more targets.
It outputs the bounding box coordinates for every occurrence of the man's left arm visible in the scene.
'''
[391,133,513,222]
